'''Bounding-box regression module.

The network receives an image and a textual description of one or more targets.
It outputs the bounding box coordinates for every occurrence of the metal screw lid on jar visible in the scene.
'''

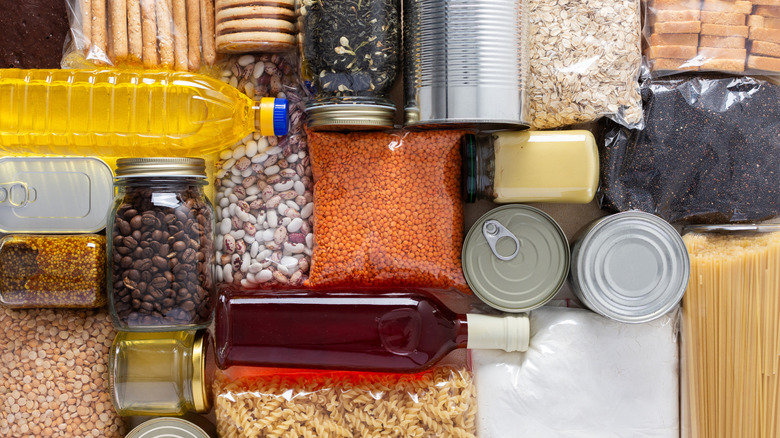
[305,101,396,131]
[462,205,569,312]
[125,418,210,438]
[570,211,690,324]
[115,158,207,179]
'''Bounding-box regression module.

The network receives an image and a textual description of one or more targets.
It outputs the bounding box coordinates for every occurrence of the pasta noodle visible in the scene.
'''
[682,230,780,438]
[214,367,477,438]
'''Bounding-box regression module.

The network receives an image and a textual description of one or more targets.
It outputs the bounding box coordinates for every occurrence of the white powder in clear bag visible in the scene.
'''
[472,306,679,438]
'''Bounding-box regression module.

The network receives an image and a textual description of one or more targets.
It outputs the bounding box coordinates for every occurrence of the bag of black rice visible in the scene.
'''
[600,75,780,224]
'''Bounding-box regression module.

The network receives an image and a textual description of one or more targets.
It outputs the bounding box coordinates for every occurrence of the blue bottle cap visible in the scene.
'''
[273,98,289,136]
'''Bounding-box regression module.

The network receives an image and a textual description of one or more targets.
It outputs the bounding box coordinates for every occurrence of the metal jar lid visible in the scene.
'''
[115,158,206,179]
[125,418,210,438]
[462,205,569,312]
[305,101,396,130]
[570,211,690,323]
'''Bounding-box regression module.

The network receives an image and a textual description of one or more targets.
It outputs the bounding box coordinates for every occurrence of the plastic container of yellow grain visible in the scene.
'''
[0,234,107,308]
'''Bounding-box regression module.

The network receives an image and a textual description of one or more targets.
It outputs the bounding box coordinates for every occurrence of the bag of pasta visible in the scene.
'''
[214,366,477,437]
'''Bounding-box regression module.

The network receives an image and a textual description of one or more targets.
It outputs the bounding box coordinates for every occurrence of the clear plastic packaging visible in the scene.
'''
[528,0,643,129]
[299,0,400,129]
[0,234,106,309]
[600,75,780,223]
[63,0,216,71]
[472,306,679,438]
[215,0,297,54]
[0,69,288,157]
[0,308,126,437]
[108,158,215,331]
[643,0,780,76]
[681,225,780,438]
[305,129,468,291]
[214,366,477,438]
[213,54,313,288]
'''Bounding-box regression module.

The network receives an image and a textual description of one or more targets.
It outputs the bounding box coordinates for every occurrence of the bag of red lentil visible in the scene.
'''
[305,129,469,291]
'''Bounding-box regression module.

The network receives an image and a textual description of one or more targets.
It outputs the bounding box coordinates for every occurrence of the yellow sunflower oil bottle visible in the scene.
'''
[0,69,288,156]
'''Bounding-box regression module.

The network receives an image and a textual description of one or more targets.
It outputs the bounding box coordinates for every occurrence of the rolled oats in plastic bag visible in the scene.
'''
[643,0,780,76]
[214,53,313,288]
[214,367,477,438]
[305,129,468,291]
[528,0,643,129]
[63,0,216,71]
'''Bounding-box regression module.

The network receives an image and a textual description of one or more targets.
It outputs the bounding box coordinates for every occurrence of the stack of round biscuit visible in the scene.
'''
[215,0,297,53]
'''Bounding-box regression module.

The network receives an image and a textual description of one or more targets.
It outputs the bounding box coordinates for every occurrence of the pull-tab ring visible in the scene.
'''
[482,219,521,261]
[0,182,30,208]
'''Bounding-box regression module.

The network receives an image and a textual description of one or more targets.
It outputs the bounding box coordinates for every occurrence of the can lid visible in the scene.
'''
[305,102,395,130]
[125,418,210,438]
[190,331,211,413]
[0,157,113,233]
[571,211,690,323]
[462,205,569,312]
[115,158,206,179]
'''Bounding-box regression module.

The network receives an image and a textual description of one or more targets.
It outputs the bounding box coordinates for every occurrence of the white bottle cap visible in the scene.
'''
[466,313,530,352]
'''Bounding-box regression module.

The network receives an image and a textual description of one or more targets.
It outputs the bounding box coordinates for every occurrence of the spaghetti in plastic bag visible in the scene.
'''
[214,367,477,438]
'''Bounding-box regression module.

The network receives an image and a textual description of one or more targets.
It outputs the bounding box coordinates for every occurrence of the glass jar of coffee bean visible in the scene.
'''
[298,0,400,130]
[108,158,215,331]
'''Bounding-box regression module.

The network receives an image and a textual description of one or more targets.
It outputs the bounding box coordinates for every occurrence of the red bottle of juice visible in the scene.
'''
[215,288,529,373]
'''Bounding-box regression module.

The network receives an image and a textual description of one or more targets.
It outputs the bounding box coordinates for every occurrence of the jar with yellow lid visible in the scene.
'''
[109,330,214,416]
[462,131,599,204]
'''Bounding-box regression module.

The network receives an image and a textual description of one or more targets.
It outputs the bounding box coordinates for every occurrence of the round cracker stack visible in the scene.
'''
[215,0,297,53]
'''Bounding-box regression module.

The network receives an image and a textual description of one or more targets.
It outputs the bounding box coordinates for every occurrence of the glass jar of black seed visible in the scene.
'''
[298,0,400,130]
[108,158,215,332]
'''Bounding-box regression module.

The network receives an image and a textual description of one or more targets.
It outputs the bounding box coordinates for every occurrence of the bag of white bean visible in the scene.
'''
[213,53,313,289]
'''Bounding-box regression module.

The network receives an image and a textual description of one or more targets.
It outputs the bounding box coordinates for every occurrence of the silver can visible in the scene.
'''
[125,418,211,438]
[570,211,690,323]
[404,0,530,129]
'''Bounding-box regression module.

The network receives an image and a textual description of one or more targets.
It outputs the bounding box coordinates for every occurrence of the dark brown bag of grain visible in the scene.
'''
[600,75,780,224]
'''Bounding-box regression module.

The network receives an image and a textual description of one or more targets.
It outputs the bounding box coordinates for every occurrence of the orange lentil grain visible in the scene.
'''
[305,129,469,291]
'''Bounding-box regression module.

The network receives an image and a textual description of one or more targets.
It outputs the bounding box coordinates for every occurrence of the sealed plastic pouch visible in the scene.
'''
[305,129,468,291]
[214,366,477,437]
[63,0,216,71]
[600,75,780,223]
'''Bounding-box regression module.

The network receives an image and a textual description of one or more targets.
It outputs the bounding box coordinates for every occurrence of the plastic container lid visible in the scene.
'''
[125,418,210,438]
[0,157,113,234]
[570,211,690,323]
[462,205,570,312]
[255,97,289,137]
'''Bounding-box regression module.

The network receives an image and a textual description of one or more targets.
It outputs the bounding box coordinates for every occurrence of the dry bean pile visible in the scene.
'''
[306,129,468,291]
[0,308,125,437]
[215,54,313,288]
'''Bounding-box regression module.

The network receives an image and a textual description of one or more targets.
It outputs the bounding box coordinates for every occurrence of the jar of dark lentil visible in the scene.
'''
[298,0,400,129]
[108,158,215,331]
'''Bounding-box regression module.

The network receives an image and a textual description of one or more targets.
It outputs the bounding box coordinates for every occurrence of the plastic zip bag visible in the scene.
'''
[214,366,477,437]
[63,0,216,71]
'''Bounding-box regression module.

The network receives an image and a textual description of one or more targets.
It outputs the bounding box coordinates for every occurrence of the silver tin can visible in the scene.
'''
[570,211,690,323]
[462,205,569,312]
[404,0,530,129]
[126,418,210,438]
